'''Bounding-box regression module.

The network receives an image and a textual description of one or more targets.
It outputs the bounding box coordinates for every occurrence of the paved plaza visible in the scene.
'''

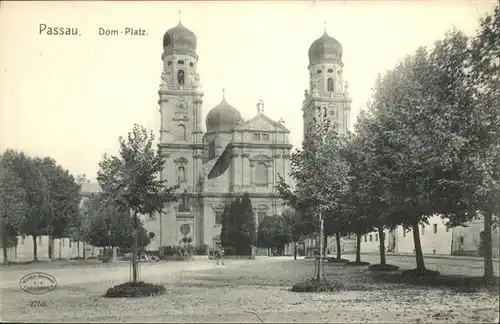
[1,255,499,323]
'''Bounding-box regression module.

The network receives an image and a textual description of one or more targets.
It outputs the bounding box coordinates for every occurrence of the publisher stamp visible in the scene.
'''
[19,272,57,295]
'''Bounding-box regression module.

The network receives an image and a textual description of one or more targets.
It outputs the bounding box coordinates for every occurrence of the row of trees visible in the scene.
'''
[0,150,82,262]
[277,7,499,279]
[0,149,154,263]
[0,124,178,273]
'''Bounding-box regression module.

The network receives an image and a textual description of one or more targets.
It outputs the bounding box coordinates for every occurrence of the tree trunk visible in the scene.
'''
[82,242,86,260]
[378,227,386,265]
[335,232,341,260]
[412,223,425,274]
[1,219,8,264]
[59,239,62,259]
[323,233,328,258]
[77,241,80,259]
[32,235,38,262]
[132,211,139,283]
[483,212,494,279]
[293,241,297,260]
[355,232,361,263]
[48,236,54,260]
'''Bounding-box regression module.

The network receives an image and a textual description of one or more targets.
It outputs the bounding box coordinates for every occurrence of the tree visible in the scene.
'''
[68,174,91,259]
[257,214,290,255]
[0,153,27,264]
[365,11,499,277]
[4,152,51,261]
[38,157,81,260]
[351,110,400,266]
[240,193,256,254]
[97,124,177,282]
[220,193,256,255]
[86,193,151,256]
[464,7,499,280]
[281,206,302,260]
[282,109,352,279]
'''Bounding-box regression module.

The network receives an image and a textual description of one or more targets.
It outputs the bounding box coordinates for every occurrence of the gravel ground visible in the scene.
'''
[1,256,498,323]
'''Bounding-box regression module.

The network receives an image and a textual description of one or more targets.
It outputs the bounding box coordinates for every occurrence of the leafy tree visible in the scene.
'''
[4,152,51,261]
[97,124,177,282]
[257,214,290,255]
[256,216,273,250]
[351,111,400,266]
[281,206,302,260]
[38,157,81,260]
[463,7,499,279]
[67,174,91,258]
[86,193,150,254]
[220,193,255,255]
[241,193,256,253]
[365,9,499,277]
[0,153,27,263]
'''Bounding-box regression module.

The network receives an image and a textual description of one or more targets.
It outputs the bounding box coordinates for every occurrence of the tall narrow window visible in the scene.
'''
[208,141,216,159]
[253,133,261,141]
[327,78,334,92]
[177,166,186,183]
[375,234,378,241]
[177,125,186,141]
[421,225,425,235]
[369,234,373,242]
[433,224,438,234]
[257,212,266,225]
[459,236,464,245]
[364,235,367,242]
[215,211,222,225]
[255,163,268,186]
[177,70,185,85]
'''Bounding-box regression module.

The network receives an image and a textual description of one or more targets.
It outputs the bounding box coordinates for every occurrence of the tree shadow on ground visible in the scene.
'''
[370,271,499,293]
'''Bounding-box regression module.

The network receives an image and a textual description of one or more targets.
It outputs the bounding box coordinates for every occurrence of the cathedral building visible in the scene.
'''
[144,21,352,250]
[144,21,293,249]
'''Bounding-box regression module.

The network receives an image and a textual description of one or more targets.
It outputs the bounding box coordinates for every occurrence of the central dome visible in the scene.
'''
[163,22,197,56]
[308,31,343,65]
[205,99,242,132]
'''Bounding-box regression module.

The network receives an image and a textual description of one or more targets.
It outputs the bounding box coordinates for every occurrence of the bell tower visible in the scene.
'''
[158,17,204,192]
[302,26,352,138]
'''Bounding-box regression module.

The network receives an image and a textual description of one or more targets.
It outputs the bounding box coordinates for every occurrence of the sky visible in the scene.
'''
[1,0,497,181]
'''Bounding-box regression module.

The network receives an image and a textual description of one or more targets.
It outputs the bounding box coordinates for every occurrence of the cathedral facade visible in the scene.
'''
[144,21,351,250]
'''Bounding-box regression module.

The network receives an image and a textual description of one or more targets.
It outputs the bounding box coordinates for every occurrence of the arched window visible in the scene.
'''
[177,166,186,183]
[177,70,185,85]
[177,125,186,141]
[327,78,334,92]
[255,163,268,186]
